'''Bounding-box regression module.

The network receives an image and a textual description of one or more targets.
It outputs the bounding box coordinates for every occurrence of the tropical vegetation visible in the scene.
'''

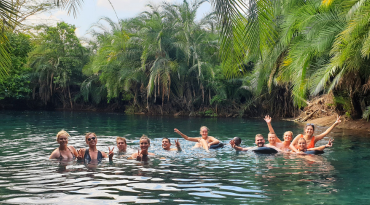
[1,0,370,120]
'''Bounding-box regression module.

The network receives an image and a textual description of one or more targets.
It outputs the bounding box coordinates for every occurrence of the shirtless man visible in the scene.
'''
[174,126,220,151]
[162,138,182,151]
[230,134,279,151]
[264,115,292,152]
[116,137,127,153]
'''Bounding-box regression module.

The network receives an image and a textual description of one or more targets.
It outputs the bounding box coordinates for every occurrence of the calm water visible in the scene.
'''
[0,111,369,204]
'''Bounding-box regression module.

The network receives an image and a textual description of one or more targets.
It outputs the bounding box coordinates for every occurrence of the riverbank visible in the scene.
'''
[303,115,370,133]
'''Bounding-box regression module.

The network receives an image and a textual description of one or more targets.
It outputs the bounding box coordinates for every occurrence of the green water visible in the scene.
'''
[0,111,369,204]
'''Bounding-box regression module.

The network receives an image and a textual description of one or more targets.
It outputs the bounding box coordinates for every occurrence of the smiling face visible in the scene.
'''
[140,139,150,151]
[117,139,127,151]
[162,138,171,150]
[86,134,97,146]
[255,136,265,147]
[297,139,307,151]
[305,125,314,137]
[268,133,277,144]
[283,131,293,142]
[57,134,68,146]
[200,127,208,139]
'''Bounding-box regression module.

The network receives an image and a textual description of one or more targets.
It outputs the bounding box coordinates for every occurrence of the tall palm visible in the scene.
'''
[0,0,18,77]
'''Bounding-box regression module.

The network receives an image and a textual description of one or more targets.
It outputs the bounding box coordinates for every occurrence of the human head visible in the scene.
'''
[297,138,307,151]
[56,130,70,141]
[162,137,172,150]
[85,132,97,145]
[200,126,209,138]
[139,134,150,151]
[283,131,293,142]
[116,137,127,152]
[232,137,242,146]
[255,134,265,147]
[56,130,70,145]
[304,123,315,136]
[268,132,277,144]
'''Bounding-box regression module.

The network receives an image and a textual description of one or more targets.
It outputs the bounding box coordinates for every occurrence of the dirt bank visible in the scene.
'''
[292,93,370,133]
[303,115,370,133]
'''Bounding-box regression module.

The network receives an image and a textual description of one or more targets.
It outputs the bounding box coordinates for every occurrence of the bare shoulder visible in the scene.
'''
[68,145,77,151]
[101,151,108,158]
[49,149,59,159]
[149,153,155,156]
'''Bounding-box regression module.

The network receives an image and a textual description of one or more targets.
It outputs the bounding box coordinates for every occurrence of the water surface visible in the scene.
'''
[0,111,369,204]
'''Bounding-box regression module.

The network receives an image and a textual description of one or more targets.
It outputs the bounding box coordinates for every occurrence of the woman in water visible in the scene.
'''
[76,132,114,162]
[130,135,155,161]
[174,126,220,151]
[49,130,78,160]
[295,138,334,153]
[290,115,341,152]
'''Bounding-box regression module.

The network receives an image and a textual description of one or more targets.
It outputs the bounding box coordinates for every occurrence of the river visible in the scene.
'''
[0,111,369,204]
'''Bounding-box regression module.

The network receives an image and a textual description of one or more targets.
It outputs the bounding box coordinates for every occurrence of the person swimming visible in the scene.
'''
[116,137,127,153]
[174,126,220,151]
[76,132,114,163]
[162,138,182,151]
[295,137,334,154]
[230,134,280,152]
[49,130,78,160]
[264,115,293,152]
[130,135,155,161]
[290,115,341,152]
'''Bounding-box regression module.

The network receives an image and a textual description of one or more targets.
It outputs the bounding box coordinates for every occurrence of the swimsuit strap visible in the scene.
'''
[58,147,74,159]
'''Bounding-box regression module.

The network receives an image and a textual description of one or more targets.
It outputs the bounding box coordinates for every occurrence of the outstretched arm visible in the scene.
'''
[315,115,341,142]
[308,138,334,151]
[264,115,282,143]
[230,140,249,151]
[174,128,199,142]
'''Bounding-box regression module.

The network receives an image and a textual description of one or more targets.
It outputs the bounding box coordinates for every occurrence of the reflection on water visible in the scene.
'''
[0,111,369,204]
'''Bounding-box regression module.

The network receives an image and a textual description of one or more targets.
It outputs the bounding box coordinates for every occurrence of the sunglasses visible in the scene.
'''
[88,137,96,141]
[306,123,314,126]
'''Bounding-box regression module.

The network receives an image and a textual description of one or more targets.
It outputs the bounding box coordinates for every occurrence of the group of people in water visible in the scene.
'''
[50,115,341,162]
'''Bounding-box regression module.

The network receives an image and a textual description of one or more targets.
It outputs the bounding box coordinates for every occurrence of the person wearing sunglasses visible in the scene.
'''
[49,130,78,160]
[290,115,341,152]
[76,132,114,162]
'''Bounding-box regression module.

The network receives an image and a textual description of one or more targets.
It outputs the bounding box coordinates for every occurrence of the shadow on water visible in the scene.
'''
[0,110,369,204]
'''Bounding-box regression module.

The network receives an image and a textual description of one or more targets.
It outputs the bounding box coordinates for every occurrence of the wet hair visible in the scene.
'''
[56,130,70,141]
[233,137,242,146]
[140,134,150,144]
[200,126,209,132]
[85,132,97,141]
[305,123,315,131]
[298,138,306,144]
[284,131,293,137]
[255,134,264,139]
[116,137,127,144]
[162,137,171,143]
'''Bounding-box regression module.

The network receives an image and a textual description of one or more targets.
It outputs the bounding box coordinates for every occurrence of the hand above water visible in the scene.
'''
[175,139,181,147]
[108,147,114,160]
[229,139,236,148]
[174,128,181,134]
[264,115,272,124]
[326,138,334,147]
[334,115,341,125]
[76,149,84,160]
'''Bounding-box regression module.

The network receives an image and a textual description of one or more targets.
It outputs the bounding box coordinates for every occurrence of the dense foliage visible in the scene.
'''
[1,0,370,119]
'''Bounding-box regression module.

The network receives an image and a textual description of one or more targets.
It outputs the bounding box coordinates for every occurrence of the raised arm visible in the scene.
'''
[229,139,249,151]
[308,138,334,151]
[315,115,341,142]
[289,135,301,153]
[174,128,199,142]
[264,115,282,143]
